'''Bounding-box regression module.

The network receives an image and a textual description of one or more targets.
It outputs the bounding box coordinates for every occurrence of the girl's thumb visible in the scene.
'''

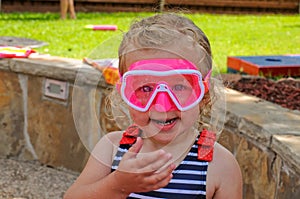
[128,137,143,156]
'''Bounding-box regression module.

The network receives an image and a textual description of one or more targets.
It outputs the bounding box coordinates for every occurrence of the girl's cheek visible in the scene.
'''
[129,108,149,126]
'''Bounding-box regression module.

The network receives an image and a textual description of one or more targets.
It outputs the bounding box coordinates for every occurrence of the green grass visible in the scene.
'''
[1,12,299,73]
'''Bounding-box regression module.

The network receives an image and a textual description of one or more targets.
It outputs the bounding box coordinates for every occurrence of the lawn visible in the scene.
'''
[0,12,299,73]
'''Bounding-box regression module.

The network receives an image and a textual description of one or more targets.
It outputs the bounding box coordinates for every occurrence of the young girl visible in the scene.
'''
[64,13,242,199]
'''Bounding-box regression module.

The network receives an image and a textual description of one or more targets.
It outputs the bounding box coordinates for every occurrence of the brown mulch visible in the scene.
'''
[221,74,300,111]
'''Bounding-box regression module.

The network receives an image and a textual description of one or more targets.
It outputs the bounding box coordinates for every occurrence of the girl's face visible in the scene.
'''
[122,50,204,145]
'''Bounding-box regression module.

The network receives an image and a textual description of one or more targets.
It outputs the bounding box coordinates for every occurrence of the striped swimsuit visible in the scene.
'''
[111,125,216,199]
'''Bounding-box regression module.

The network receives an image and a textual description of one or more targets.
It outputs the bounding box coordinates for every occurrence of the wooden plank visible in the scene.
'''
[2,1,156,12]
[75,0,157,3]
[165,0,299,9]
[2,0,299,13]
[28,0,157,3]
[7,0,299,9]
[78,4,156,12]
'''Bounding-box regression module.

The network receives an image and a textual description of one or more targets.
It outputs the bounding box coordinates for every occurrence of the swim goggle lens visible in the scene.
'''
[120,70,207,112]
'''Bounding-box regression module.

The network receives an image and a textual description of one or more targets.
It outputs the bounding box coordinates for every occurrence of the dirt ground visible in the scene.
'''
[0,157,78,199]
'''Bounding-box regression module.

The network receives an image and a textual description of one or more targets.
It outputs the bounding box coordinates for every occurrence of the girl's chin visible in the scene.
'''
[141,124,180,144]
[145,134,175,146]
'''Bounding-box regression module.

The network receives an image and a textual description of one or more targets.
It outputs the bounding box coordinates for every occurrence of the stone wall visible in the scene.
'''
[0,56,299,198]
[219,89,300,199]
[0,56,118,171]
[2,0,300,14]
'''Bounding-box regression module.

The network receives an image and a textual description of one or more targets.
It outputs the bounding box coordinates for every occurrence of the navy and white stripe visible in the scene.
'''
[111,139,208,199]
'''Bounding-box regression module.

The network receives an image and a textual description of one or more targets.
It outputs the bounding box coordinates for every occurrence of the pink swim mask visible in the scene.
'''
[119,59,210,112]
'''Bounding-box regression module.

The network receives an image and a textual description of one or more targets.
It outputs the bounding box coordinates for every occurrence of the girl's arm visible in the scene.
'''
[64,132,175,199]
[63,131,125,199]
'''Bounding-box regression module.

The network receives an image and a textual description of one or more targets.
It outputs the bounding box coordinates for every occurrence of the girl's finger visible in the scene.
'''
[139,152,173,173]
[122,137,143,160]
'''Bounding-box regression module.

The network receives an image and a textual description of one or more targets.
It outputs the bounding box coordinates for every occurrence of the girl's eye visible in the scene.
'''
[140,85,153,92]
[172,84,186,91]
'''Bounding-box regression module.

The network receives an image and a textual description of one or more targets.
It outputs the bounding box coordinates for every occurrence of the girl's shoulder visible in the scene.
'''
[206,142,243,198]
[91,131,124,162]
[213,142,237,164]
[209,142,241,176]
[104,130,125,144]
[94,130,124,148]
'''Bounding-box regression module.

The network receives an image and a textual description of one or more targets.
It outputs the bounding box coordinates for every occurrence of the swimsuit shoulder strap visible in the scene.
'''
[119,125,216,162]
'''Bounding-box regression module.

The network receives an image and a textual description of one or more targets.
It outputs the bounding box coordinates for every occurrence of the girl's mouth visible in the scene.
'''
[151,118,178,131]
[153,118,176,125]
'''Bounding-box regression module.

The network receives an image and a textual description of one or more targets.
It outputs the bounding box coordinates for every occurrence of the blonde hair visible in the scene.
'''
[118,13,212,76]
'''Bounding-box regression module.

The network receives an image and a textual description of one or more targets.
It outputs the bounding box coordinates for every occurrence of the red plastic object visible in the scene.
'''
[85,25,117,31]
[0,46,35,58]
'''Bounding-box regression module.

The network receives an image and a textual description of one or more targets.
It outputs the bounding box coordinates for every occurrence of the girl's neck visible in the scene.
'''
[141,128,198,165]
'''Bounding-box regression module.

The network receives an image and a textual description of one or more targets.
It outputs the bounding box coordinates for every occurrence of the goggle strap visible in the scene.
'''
[203,69,212,93]
[203,81,209,93]
[116,81,121,93]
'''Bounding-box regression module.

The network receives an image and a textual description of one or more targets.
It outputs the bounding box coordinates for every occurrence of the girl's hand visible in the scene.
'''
[113,137,175,195]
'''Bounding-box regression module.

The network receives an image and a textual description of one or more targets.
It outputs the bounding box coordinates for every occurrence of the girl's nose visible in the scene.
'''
[151,92,178,112]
